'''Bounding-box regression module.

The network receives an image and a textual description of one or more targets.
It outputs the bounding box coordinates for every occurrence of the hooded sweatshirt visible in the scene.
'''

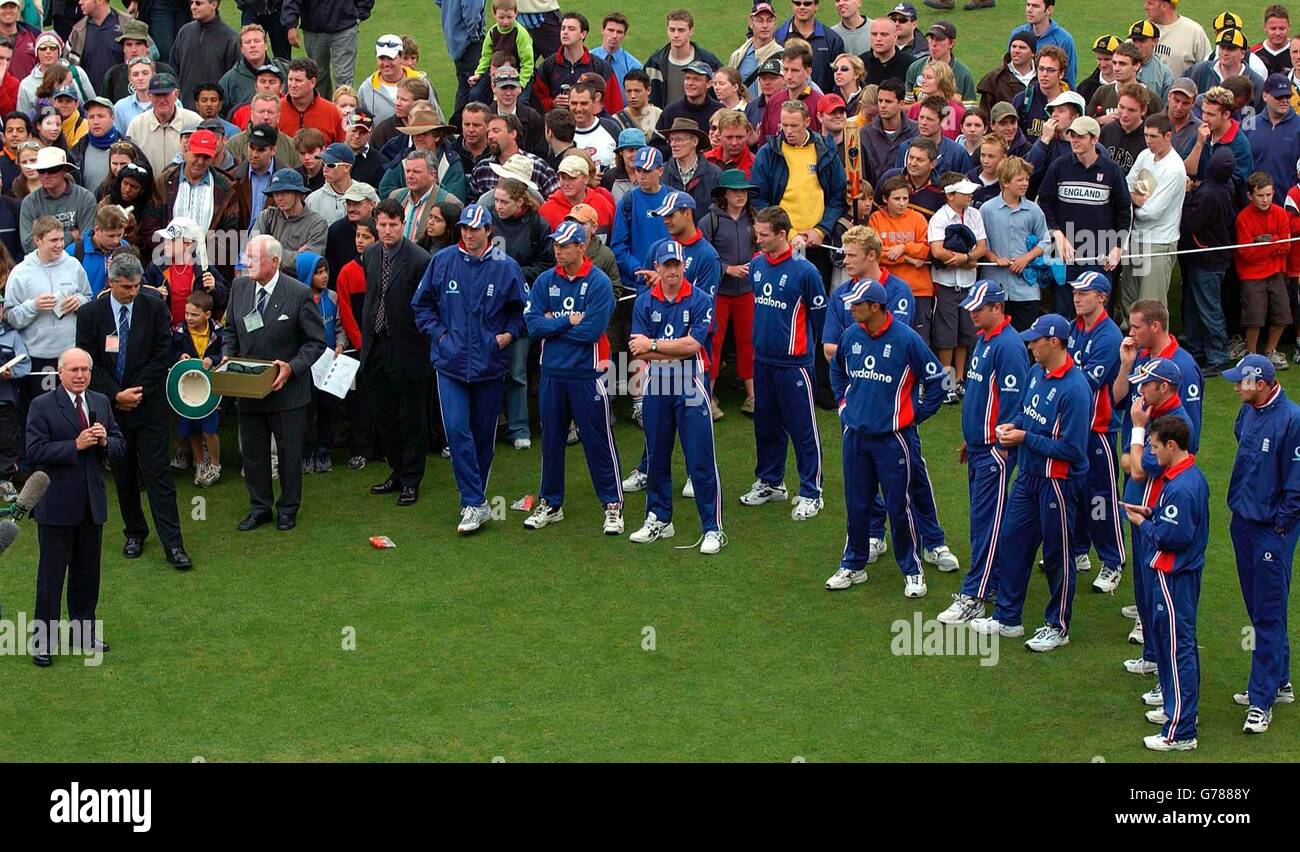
[296,251,336,348]
[18,174,98,253]
[2,250,92,358]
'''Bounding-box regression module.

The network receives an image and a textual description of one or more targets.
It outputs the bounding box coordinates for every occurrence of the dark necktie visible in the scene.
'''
[256,286,268,317]
[375,249,392,334]
[75,394,89,431]
[115,305,129,383]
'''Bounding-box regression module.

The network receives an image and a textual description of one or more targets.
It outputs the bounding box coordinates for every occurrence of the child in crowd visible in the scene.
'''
[400,37,421,72]
[295,128,328,192]
[928,172,987,402]
[172,290,223,488]
[334,219,375,471]
[470,0,534,93]
[298,252,339,473]
[869,174,933,340]
[1234,170,1292,369]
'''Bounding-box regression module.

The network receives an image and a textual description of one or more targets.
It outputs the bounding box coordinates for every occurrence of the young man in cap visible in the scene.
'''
[522,219,624,534]
[411,203,526,533]
[1130,20,1175,101]
[826,277,944,596]
[610,145,670,295]
[1009,0,1077,86]
[627,240,724,553]
[775,0,845,95]
[231,124,282,232]
[539,154,612,230]
[218,23,286,119]
[1076,35,1120,105]
[864,16,912,87]
[357,34,427,128]
[887,4,924,58]
[488,65,546,156]
[170,0,239,111]
[978,30,1037,112]
[1165,77,1201,157]
[1188,28,1264,108]
[937,281,1029,622]
[744,57,784,138]
[323,180,378,291]
[643,10,721,109]
[250,168,327,272]
[1223,353,1300,734]
[1247,74,1300,195]
[339,110,382,187]
[905,21,976,102]
[18,148,97,252]
[1087,43,1164,125]
[67,97,120,193]
[972,312,1091,651]
[229,64,286,131]
[306,143,357,224]
[729,3,782,98]
[126,72,202,176]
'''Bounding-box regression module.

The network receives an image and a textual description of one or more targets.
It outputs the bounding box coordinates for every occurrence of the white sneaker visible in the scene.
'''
[1074,553,1092,574]
[903,571,927,598]
[1144,734,1197,752]
[193,462,208,486]
[937,593,985,624]
[1128,620,1144,645]
[629,513,674,543]
[700,530,725,554]
[524,500,564,529]
[681,477,694,498]
[1125,658,1158,675]
[1227,335,1247,360]
[1266,349,1290,371]
[1143,686,1164,706]
[1243,706,1272,734]
[738,480,788,505]
[631,399,644,429]
[1145,708,1169,725]
[1025,625,1070,652]
[868,537,887,563]
[1121,604,1140,619]
[791,495,824,520]
[825,567,867,590]
[1233,683,1294,706]
[513,438,532,450]
[457,504,491,534]
[622,469,648,492]
[566,423,580,445]
[170,447,191,470]
[1092,565,1122,593]
[923,545,960,573]
[603,503,624,535]
[971,617,1024,638]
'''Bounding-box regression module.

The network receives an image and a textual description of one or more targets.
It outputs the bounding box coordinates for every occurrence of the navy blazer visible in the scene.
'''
[75,289,174,428]
[25,387,126,526]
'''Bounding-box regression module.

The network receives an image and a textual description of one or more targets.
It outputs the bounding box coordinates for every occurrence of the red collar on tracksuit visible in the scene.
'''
[978,315,1013,341]
[763,246,793,264]
[860,311,894,338]
[556,257,593,280]
[1044,358,1073,379]
[650,277,694,302]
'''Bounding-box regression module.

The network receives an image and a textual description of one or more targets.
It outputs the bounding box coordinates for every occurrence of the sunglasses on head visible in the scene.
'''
[127,56,153,66]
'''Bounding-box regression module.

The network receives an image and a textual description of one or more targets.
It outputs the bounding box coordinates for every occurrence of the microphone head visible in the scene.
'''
[0,519,18,553]
[16,471,50,513]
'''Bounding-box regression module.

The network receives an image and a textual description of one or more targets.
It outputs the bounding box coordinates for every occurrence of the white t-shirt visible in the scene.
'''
[928,203,987,289]
[574,121,617,170]
[1127,147,1186,245]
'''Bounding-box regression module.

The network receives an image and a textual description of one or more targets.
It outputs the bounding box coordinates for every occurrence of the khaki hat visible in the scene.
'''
[398,103,454,135]
[489,153,540,193]
[990,101,1017,123]
[557,155,591,177]
[342,181,380,203]
[1131,168,1157,196]
[1067,116,1101,137]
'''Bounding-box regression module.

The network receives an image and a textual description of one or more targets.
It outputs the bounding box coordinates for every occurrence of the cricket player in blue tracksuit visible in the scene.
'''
[1123,416,1208,752]
[1121,358,1198,712]
[974,313,1091,652]
[741,206,828,521]
[412,204,527,535]
[827,279,945,598]
[522,221,626,534]
[1225,354,1300,734]
[627,241,725,554]
[938,281,1029,623]
[1066,272,1126,588]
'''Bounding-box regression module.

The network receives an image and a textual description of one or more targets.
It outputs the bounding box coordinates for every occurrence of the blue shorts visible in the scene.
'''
[178,410,220,437]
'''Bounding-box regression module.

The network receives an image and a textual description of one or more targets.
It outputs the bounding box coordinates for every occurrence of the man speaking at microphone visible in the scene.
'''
[25,347,125,667]
[76,254,193,570]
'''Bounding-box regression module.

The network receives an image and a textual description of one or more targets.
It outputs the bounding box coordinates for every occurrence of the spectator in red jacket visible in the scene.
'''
[279,58,345,144]
[0,37,18,115]
[538,153,613,229]
[1235,170,1293,366]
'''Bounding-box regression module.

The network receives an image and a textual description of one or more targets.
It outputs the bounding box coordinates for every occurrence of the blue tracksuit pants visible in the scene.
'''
[993,473,1079,632]
[1231,514,1298,710]
[538,375,623,509]
[865,464,946,547]
[437,373,504,508]
[841,426,925,576]
[960,445,1016,600]
[1073,430,1125,569]
[643,374,722,532]
[753,361,823,499]
[1131,517,1158,664]
[1150,567,1202,742]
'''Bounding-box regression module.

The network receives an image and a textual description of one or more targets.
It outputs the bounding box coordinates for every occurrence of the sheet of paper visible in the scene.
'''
[311,349,361,399]
[0,352,26,373]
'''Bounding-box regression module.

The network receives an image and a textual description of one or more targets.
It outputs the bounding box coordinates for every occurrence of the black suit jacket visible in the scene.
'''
[75,289,174,428]
[26,388,126,526]
[359,239,434,380]
[222,272,327,412]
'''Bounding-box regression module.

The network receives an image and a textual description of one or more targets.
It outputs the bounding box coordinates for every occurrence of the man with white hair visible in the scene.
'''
[222,234,327,533]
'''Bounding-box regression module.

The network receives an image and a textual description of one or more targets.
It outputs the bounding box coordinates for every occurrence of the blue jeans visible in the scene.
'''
[1181,264,1229,366]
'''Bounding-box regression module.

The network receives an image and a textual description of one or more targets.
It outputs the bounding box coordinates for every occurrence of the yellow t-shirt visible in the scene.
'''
[779,139,824,233]
[188,325,210,360]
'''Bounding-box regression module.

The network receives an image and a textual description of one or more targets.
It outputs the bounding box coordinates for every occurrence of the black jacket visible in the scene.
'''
[0,195,24,263]
[490,209,552,283]
[281,0,373,34]
[359,239,434,380]
[1180,148,1238,271]
[75,288,174,429]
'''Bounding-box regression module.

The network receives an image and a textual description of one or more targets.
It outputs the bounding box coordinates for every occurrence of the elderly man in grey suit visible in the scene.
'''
[222,234,326,532]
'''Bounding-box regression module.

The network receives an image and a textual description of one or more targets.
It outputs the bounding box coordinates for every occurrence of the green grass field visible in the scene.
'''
[2,2,1298,762]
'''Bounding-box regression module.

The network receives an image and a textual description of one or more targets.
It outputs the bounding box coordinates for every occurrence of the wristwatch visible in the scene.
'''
[650,339,658,352]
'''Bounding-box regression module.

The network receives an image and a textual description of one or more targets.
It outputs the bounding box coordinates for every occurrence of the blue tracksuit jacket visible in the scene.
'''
[1118,337,1204,454]
[1068,311,1123,433]
[830,312,945,435]
[962,316,1030,448]
[824,271,914,350]
[645,231,722,298]
[524,258,616,380]
[750,247,827,368]
[1228,384,1300,529]
[1013,358,1092,480]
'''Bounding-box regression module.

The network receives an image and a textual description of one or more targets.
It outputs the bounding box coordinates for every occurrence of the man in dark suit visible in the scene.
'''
[25,347,126,667]
[76,253,192,569]
[361,198,433,506]
[222,233,327,531]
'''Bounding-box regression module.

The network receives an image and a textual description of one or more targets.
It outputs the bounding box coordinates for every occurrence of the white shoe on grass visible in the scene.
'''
[700,530,725,554]
[1243,706,1272,734]
[1074,553,1092,574]
[1145,708,1169,725]
[1233,683,1293,706]
[1025,625,1069,652]
[739,480,788,505]
[1144,734,1197,752]
[1128,620,1144,645]
[971,617,1024,638]
[903,571,927,598]
[523,500,563,529]
[825,567,867,590]
[622,469,648,492]
[1121,604,1140,619]
[629,513,674,543]
[603,504,624,535]
[937,594,985,624]
[924,545,959,573]
[1092,565,1122,593]
[1125,658,1158,675]
[1143,686,1164,706]
[868,537,887,563]
[457,504,492,534]
[791,495,824,520]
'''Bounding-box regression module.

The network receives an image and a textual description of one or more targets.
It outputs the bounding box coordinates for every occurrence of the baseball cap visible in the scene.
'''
[1020,313,1072,342]
[1264,73,1293,99]
[650,191,696,217]
[1069,270,1112,295]
[632,146,664,171]
[1223,353,1276,382]
[248,123,278,149]
[493,66,522,88]
[757,57,783,77]
[549,220,588,246]
[254,63,284,80]
[654,241,685,265]
[841,278,889,307]
[1170,77,1198,98]
[346,110,374,131]
[51,86,78,101]
[888,3,919,21]
[84,96,115,114]
[1046,91,1086,112]
[265,168,308,194]
[376,34,403,59]
[154,217,200,242]
[565,203,601,230]
[322,142,355,165]
[751,2,777,17]
[197,117,227,135]
[990,101,1017,124]
[557,155,590,177]
[459,204,490,229]
[188,129,218,157]
[1067,115,1102,137]
[1128,357,1183,387]
[944,178,980,195]
[817,93,847,114]
[1217,28,1248,49]
[1213,11,1244,34]
[1092,35,1122,54]
[927,21,957,41]
[148,72,178,94]
[1128,20,1161,40]
[683,61,713,78]
[342,182,379,203]
[959,281,1006,311]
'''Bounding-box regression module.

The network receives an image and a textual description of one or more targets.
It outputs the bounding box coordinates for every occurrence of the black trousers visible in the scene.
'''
[345,376,377,458]
[0,401,19,475]
[807,246,836,405]
[451,38,486,127]
[526,13,561,61]
[239,404,309,517]
[35,515,103,652]
[113,416,184,549]
[365,337,429,487]
[306,387,338,456]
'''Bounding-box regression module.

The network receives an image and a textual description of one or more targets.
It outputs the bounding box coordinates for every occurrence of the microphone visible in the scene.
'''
[0,519,18,553]
[11,471,50,522]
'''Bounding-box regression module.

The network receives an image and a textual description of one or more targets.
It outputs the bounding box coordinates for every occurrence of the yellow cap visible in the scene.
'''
[1092,35,1122,53]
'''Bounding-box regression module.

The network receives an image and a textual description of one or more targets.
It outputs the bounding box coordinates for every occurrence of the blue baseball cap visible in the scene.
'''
[1223,353,1276,383]
[1020,313,1072,342]
[960,280,1006,311]
[459,203,490,229]
[1069,270,1111,294]
[264,168,308,194]
[632,146,664,171]
[650,191,695,217]
[549,220,588,246]
[1128,357,1182,387]
[615,128,647,151]
[322,142,355,165]
[841,278,889,307]
[654,241,685,265]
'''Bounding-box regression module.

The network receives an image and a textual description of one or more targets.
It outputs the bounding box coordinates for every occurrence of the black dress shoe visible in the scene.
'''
[397,486,418,506]
[238,511,273,531]
[167,546,193,570]
[276,514,296,531]
[370,476,400,495]
[32,653,51,667]
[123,537,144,559]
